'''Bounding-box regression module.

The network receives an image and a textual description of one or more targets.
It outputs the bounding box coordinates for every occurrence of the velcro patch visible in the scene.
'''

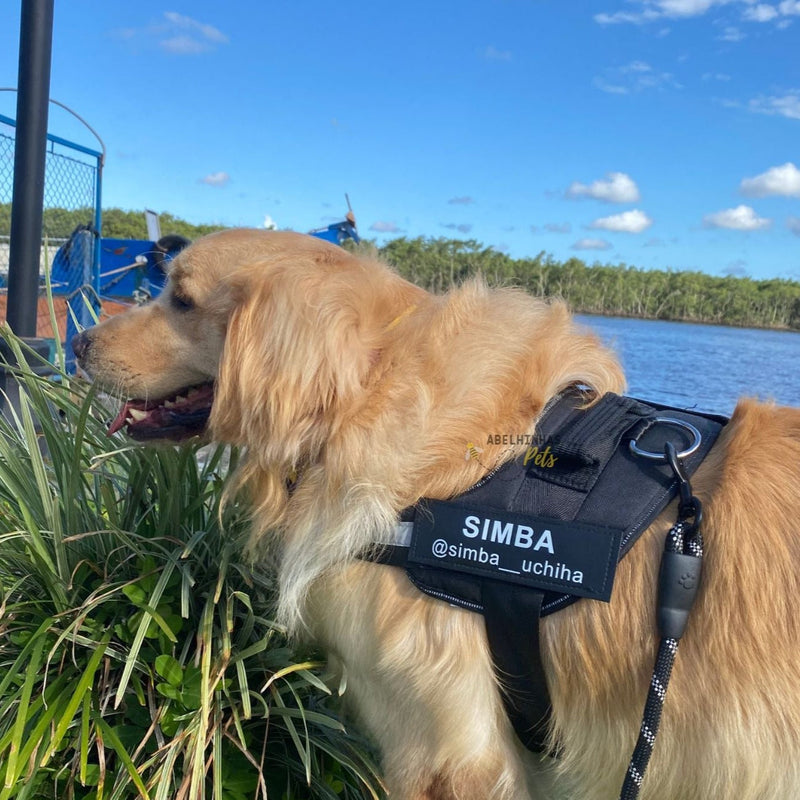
[409,500,623,602]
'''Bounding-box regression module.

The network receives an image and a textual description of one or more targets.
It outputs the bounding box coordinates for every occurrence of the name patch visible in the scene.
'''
[409,500,623,601]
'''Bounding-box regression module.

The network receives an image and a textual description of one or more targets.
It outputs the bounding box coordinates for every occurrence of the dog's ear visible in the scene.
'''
[211,258,377,464]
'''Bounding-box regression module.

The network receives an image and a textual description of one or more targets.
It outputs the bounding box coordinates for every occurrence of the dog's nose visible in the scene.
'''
[71,331,91,361]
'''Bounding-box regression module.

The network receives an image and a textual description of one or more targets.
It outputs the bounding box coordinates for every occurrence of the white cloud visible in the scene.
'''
[703,205,772,230]
[743,4,779,21]
[659,0,718,16]
[594,78,631,95]
[115,12,229,55]
[595,0,798,26]
[740,163,800,197]
[200,171,230,187]
[590,209,654,233]
[594,0,724,24]
[369,221,402,233]
[594,62,681,93]
[724,259,749,276]
[566,172,641,203]
[572,238,612,250]
[788,216,800,235]
[748,90,800,119]
[544,222,572,233]
[263,214,277,230]
[161,35,208,55]
[159,13,228,53]
[481,45,512,61]
[595,10,653,23]
[719,25,746,41]
[163,12,229,43]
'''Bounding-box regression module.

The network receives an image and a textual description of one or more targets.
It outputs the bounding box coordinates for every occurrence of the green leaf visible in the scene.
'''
[155,684,181,701]
[122,583,147,606]
[154,655,183,688]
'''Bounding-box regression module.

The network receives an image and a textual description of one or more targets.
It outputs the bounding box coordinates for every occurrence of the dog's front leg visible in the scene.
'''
[311,564,552,800]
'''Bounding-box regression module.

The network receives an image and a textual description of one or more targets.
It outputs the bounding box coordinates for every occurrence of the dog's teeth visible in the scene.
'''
[163,400,175,408]
[128,408,148,422]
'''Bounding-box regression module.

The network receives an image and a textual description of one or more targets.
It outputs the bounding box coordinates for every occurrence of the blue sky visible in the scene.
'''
[1,0,799,280]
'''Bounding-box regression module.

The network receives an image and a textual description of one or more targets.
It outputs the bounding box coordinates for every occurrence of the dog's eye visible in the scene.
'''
[171,292,194,312]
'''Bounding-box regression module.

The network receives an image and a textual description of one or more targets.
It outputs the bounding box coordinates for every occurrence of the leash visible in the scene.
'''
[619,442,703,799]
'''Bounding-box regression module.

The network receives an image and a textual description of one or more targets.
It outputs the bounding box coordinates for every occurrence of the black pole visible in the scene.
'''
[5,0,55,337]
[1,0,55,417]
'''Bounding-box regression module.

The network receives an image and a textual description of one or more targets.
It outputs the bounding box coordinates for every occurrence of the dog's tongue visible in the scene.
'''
[108,400,143,435]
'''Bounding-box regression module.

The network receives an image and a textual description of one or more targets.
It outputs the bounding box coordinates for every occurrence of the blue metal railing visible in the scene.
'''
[0,110,103,369]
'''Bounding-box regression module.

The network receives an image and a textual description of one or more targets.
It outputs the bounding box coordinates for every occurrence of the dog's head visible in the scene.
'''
[74,229,416,458]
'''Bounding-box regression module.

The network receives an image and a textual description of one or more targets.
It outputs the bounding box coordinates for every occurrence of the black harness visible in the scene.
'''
[366,390,727,753]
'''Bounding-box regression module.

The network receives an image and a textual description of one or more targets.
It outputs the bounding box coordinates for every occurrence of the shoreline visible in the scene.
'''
[572,309,800,335]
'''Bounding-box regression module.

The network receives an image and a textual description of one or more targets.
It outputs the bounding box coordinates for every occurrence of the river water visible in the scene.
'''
[576,315,800,417]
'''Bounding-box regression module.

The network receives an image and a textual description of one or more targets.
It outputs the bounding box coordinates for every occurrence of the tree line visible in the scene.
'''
[0,203,226,241]
[2,205,798,330]
[377,236,800,331]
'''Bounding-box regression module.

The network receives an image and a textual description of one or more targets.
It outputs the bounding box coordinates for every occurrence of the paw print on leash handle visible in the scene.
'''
[658,552,702,640]
[678,571,698,591]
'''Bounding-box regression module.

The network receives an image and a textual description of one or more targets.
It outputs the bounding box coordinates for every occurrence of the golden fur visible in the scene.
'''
[76,229,800,799]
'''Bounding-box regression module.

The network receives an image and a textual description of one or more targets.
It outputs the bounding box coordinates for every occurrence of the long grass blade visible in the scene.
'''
[95,717,151,800]
[40,635,109,764]
[115,559,177,708]
[2,634,45,790]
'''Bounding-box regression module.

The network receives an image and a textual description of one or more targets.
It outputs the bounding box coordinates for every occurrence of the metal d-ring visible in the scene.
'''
[629,417,703,462]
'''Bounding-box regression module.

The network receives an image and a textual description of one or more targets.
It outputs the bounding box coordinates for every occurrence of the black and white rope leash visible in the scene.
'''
[619,442,704,800]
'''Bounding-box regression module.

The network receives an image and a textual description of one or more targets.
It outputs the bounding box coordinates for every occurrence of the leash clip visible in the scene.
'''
[657,441,704,640]
[664,441,702,530]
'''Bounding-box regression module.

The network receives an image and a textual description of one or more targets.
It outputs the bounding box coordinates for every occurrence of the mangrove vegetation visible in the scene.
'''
[2,204,798,330]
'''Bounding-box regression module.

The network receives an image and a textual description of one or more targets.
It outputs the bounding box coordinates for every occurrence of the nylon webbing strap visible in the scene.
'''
[481,582,551,753]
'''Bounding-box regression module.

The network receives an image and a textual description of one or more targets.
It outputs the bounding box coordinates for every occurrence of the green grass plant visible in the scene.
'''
[0,330,383,800]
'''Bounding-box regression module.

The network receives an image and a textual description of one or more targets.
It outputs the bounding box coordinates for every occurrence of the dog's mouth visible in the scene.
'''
[108,383,215,441]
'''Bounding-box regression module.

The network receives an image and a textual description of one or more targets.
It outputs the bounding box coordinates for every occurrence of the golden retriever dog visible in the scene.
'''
[73,229,800,799]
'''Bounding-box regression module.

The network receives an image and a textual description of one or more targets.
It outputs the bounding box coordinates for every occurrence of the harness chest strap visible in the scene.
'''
[365,390,727,754]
